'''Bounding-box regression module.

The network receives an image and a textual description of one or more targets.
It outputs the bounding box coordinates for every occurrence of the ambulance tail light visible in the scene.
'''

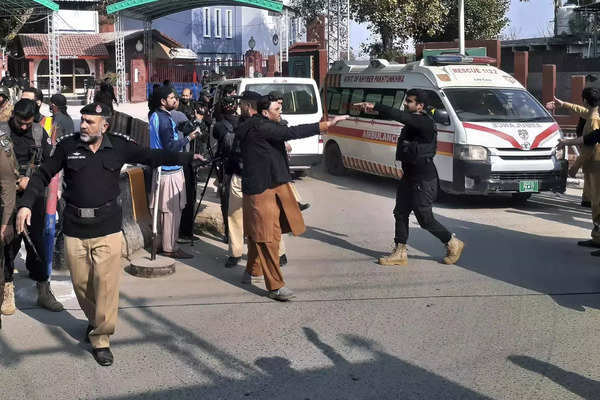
[319,135,323,144]
[426,55,497,66]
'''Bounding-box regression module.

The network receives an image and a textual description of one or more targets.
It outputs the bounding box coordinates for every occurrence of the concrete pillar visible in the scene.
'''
[571,75,586,105]
[542,64,556,108]
[28,60,36,88]
[514,51,528,88]
[130,58,147,103]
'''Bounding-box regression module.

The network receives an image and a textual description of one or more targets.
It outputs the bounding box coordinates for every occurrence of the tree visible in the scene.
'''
[0,11,34,48]
[351,0,447,58]
[414,0,510,43]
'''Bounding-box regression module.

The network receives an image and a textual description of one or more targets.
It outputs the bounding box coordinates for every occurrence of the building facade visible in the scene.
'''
[125,5,303,75]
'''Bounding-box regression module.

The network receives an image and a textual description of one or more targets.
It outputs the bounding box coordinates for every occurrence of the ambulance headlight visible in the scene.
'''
[455,144,489,161]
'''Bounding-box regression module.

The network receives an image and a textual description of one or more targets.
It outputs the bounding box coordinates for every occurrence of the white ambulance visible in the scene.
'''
[322,56,568,199]
[212,77,323,172]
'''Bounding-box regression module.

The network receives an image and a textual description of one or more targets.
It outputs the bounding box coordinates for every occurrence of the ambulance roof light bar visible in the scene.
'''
[426,54,497,66]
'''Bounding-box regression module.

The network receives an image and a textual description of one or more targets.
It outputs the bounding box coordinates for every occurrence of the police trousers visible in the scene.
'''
[0,244,4,329]
[64,232,122,349]
[4,193,47,282]
[394,177,452,245]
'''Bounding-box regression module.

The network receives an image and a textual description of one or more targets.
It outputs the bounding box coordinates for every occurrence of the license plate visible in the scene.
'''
[519,180,539,193]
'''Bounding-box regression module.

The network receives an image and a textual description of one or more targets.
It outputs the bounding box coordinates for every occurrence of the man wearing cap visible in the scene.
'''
[1,99,63,316]
[50,94,74,139]
[237,95,347,300]
[149,86,199,259]
[0,87,13,123]
[16,102,205,366]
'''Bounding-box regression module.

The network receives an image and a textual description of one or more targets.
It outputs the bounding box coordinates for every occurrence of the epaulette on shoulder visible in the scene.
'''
[109,132,137,144]
[56,133,77,144]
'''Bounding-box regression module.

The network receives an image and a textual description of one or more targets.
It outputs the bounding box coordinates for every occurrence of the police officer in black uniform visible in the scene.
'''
[16,102,205,366]
[356,89,465,266]
[0,99,63,314]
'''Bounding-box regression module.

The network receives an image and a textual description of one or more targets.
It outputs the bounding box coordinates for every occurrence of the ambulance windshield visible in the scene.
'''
[444,88,553,123]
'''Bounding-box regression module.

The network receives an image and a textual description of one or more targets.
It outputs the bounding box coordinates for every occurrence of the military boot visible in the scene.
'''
[442,235,465,265]
[37,281,64,312]
[1,282,16,315]
[378,243,408,266]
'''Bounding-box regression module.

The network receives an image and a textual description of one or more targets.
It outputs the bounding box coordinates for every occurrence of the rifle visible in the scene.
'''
[17,146,40,190]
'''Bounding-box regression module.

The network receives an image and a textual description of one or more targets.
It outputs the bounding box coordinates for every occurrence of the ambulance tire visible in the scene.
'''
[511,193,532,203]
[325,142,346,176]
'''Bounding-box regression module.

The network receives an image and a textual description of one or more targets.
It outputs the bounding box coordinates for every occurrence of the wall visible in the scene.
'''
[192,6,241,63]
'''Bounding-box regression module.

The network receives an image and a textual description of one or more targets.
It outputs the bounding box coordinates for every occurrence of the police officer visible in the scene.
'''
[0,99,63,316]
[356,89,464,266]
[0,117,18,329]
[16,102,205,366]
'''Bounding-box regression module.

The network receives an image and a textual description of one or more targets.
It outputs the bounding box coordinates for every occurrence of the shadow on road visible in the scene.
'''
[93,320,492,400]
[508,355,600,399]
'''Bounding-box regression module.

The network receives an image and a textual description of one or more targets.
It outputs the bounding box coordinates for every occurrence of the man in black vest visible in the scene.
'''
[0,99,63,316]
[356,89,464,266]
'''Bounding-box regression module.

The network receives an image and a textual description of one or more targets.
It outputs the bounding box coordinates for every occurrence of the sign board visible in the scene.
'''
[423,47,487,58]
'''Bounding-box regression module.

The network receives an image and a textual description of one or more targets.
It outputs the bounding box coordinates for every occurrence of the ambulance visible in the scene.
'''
[322,56,568,199]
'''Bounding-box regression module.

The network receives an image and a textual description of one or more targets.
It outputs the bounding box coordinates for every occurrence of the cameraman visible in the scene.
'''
[212,95,239,242]
[177,102,209,243]
[356,89,464,267]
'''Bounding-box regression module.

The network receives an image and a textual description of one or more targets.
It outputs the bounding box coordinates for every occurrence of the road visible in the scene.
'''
[1,163,599,400]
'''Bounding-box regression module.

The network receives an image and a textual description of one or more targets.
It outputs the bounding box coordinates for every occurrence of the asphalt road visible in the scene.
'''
[2,163,599,400]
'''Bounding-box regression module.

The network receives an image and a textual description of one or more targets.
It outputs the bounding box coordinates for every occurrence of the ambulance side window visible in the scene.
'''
[340,89,351,114]
[392,90,406,109]
[349,89,364,116]
[421,90,446,111]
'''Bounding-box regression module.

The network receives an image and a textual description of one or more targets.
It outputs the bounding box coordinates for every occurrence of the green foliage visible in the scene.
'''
[351,0,448,58]
[415,0,510,43]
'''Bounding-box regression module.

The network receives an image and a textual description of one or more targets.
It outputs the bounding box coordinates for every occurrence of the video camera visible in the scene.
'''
[177,120,199,136]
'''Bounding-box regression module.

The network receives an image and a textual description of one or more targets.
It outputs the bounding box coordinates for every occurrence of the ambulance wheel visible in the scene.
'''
[511,193,532,203]
[325,142,346,176]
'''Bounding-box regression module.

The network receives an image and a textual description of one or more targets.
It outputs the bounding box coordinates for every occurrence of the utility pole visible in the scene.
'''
[459,0,465,55]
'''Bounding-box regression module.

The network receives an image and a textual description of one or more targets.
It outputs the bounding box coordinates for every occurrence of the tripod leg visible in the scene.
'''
[190,161,216,247]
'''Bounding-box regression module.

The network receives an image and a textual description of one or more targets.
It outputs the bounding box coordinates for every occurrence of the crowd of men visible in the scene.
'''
[0,70,485,369]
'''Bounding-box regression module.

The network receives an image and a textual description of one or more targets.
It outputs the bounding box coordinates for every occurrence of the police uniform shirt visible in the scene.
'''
[20,132,194,239]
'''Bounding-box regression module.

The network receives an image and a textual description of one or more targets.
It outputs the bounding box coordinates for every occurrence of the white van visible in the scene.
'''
[212,77,323,172]
[322,56,568,199]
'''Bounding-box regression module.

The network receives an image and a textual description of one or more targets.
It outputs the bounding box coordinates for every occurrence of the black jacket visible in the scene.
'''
[213,114,239,159]
[21,133,193,238]
[237,115,319,195]
[374,104,438,181]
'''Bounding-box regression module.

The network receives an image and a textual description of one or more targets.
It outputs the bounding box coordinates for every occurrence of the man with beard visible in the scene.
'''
[50,94,74,139]
[177,88,196,121]
[238,95,347,300]
[16,102,205,365]
[0,100,63,316]
[149,87,199,259]
[0,87,13,122]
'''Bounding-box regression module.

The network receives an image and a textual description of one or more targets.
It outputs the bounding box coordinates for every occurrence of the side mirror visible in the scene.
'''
[433,109,451,126]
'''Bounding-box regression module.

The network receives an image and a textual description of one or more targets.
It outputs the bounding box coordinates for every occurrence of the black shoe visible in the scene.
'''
[279,254,288,266]
[581,200,591,208]
[298,202,311,211]
[225,256,241,268]
[92,347,114,366]
[84,325,93,343]
[577,239,600,248]
[591,250,600,257]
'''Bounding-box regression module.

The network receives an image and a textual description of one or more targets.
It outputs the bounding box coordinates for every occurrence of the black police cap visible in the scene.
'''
[80,102,112,117]
[235,91,262,102]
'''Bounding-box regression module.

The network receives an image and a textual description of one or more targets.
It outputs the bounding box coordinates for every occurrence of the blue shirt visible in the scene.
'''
[149,109,189,171]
